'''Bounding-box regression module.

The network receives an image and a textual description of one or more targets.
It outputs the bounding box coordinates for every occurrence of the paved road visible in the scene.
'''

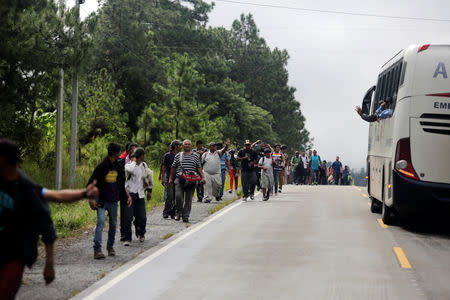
[75,185,450,300]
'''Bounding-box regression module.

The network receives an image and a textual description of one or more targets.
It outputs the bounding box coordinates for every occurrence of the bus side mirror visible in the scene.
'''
[362,85,376,115]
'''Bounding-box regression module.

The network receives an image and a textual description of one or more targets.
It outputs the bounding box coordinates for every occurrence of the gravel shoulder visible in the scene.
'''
[17,190,240,300]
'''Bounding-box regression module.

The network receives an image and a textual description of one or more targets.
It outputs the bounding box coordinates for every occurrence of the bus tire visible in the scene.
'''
[381,201,394,225]
[370,197,381,213]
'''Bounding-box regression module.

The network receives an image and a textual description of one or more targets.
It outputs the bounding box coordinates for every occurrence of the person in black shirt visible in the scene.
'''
[88,143,131,257]
[0,139,99,300]
[237,140,258,201]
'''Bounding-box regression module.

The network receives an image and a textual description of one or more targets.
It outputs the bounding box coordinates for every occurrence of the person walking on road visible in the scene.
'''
[228,149,239,194]
[332,156,343,185]
[279,145,289,192]
[319,160,328,185]
[160,140,182,219]
[272,145,285,196]
[258,148,274,201]
[124,148,152,244]
[118,142,137,242]
[306,150,313,185]
[300,151,308,184]
[201,141,229,203]
[237,140,258,201]
[217,142,230,201]
[169,140,206,223]
[0,139,99,299]
[192,140,207,202]
[291,151,302,185]
[310,150,321,185]
[88,143,131,259]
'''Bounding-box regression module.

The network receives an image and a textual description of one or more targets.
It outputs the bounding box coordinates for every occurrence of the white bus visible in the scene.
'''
[361,44,450,224]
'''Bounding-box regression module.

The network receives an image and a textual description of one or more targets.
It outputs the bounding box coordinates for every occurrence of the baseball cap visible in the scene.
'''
[170,140,182,148]
[245,140,251,145]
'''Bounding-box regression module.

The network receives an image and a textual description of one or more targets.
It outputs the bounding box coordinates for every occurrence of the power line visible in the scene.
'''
[213,0,450,23]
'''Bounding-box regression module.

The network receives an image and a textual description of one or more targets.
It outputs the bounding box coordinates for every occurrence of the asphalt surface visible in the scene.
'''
[16,190,239,300]
[74,185,450,300]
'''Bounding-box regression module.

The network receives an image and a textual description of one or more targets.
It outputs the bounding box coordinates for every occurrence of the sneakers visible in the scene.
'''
[174,214,181,221]
[250,194,254,200]
[94,251,106,259]
[182,218,189,223]
[228,190,232,194]
[123,241,130,246]
[197,198,203,202]
[163,214,169,219]
[216,197,222,201]
[107,247,116,256]
[139,236,145,243]
[242,197,248,202]
[263,196,269,201]
[204,199,211,203]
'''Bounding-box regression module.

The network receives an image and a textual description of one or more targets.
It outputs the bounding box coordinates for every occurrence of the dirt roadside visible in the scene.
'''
[16,191,240,300]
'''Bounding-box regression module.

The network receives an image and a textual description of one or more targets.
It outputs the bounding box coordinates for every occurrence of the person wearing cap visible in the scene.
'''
[119,142,138,164]
[124,148,152,244]
[258,148,274,201]
[192,140,207,202]
[201,140,229,203]
[160,140,182,219]
[237,140,258,201]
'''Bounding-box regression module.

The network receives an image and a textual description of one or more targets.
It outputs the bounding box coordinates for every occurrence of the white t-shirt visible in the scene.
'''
[202,150,222,174]
[258,156,273,175]
[125,161,147,198]
[301,156,309,168]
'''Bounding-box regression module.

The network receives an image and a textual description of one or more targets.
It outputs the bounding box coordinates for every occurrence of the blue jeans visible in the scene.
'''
[219,168,227,198]
[94,201,118,252]
[272,169,282,193]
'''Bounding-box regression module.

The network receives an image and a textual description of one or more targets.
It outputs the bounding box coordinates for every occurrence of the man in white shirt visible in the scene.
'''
[300,151,309,185]
[201,140,229,203]
[124,147,151,244]
[258,148,274,201]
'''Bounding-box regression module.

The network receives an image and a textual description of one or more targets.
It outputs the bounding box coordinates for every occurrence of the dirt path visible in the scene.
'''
[17,191,239,300]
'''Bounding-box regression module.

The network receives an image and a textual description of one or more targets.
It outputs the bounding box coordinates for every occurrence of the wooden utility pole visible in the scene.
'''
[69,0,80,188]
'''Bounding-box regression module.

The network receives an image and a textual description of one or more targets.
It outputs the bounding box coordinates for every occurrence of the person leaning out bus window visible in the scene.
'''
[355,96,394,123]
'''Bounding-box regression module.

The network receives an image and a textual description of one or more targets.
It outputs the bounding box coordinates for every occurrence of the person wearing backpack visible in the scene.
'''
[168,140,206,223]
[258,148,274,201]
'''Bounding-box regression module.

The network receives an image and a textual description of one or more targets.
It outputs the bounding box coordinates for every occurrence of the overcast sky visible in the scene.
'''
[79,0,450,169]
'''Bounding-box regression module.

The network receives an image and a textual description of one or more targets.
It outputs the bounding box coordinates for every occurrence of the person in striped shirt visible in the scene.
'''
[169,140,206,223]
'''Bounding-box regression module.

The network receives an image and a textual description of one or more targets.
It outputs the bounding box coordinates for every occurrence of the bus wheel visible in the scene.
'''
[381,201,394,225]
[370,197,381,214]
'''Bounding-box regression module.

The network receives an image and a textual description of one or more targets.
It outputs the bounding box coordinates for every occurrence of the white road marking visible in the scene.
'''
[82,195,252,299]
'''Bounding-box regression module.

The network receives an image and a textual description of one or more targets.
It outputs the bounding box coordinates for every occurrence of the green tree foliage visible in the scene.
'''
[78,68,128,145]
[2,0,311,181]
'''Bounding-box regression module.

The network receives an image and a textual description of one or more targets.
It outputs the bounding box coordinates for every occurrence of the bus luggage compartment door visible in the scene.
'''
[410,116,450,184]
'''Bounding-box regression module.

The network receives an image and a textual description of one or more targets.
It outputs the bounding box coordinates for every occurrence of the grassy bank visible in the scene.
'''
[22,161,165,238]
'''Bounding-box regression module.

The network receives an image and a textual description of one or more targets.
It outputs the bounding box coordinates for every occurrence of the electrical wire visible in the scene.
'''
[212,0,450,23]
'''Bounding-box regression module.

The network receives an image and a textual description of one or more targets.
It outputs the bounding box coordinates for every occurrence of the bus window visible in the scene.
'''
[399,61,407,86]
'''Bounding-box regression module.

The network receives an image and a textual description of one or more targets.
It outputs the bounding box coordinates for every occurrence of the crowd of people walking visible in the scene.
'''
[0,137,354,299]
